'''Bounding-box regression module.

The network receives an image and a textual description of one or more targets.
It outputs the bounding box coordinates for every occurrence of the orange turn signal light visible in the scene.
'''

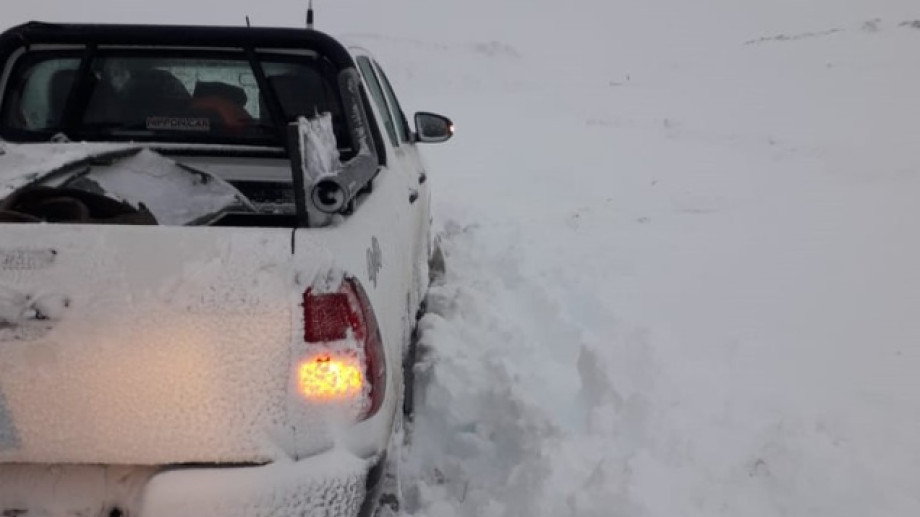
[298,354,364,402]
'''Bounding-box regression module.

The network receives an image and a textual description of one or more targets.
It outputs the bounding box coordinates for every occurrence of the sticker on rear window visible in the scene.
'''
[146,117,211,132]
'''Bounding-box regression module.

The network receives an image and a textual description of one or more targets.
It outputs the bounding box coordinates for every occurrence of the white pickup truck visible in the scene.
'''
[0,21,452,517]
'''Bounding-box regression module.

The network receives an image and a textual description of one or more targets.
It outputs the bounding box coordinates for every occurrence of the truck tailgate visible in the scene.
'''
[0,224,314,465]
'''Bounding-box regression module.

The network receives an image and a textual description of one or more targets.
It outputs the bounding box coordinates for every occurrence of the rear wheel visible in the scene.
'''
[364,401,410,517]
[402,308,424,422]
[358,448,393,517]
[370,289,429,515]
[372,439,404,516]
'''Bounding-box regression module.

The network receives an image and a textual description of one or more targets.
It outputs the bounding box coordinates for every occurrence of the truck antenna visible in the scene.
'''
[245,15,252,27]
[306,0,315,29]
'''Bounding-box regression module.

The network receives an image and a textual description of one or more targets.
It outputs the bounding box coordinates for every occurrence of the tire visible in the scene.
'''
[363,413,407,517]
[364,304,424,517]
[358,451,390,517]
[402,320,421,422]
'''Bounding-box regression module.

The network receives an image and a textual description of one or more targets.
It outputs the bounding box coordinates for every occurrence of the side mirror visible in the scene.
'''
[414,112,454,143]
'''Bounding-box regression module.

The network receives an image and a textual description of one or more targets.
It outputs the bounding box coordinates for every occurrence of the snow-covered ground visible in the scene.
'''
[329,3,920,516]
[5,1,920,515]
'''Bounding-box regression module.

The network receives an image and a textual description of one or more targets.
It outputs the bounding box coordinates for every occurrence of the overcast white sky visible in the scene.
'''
[0,0,471,37]
[0,0,515,52]
[4,0,315,27]
[7,0,918,51]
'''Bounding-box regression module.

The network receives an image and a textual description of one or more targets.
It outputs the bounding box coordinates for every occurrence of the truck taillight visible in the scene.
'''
[300,277,385,420]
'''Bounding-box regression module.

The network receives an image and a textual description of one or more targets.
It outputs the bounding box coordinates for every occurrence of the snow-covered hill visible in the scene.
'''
[5,1,920,515]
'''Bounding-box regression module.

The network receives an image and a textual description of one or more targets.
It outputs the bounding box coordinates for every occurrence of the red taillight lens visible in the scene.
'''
[301,278,385,420]
[303,291,362,342]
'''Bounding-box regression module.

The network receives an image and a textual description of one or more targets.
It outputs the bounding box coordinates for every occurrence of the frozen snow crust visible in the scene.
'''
[139,449,367,517]
[0,142,141,199]
[0,450,369,517]
[0,224,339,464]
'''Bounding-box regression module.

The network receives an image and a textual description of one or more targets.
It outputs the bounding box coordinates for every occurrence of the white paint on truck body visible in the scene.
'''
[0,133,422,465]
[0,225,307,464]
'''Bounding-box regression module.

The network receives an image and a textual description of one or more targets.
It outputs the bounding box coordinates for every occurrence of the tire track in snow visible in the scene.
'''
[399,222,657,517]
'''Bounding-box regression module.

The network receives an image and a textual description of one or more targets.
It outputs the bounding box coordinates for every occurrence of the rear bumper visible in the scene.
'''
[0,449,374,517]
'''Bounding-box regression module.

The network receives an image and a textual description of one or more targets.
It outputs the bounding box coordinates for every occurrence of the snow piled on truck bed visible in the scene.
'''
[0,142,139,197]
[320,1,920,516]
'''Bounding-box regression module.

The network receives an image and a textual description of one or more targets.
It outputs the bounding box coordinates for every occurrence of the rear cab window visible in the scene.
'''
[1,54,81,130]
[0,49,353,155]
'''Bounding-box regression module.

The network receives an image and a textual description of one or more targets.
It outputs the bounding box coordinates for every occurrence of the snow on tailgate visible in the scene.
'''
[0,144,254,226]
[0,224,322,465]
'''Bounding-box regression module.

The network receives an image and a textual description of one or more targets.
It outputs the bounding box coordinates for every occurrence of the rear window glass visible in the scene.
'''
[356,56,397,147]
[1,55,80,130]
[0,51,349,149]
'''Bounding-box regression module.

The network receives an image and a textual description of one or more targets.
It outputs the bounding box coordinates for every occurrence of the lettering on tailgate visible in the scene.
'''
[0,249,56,270]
